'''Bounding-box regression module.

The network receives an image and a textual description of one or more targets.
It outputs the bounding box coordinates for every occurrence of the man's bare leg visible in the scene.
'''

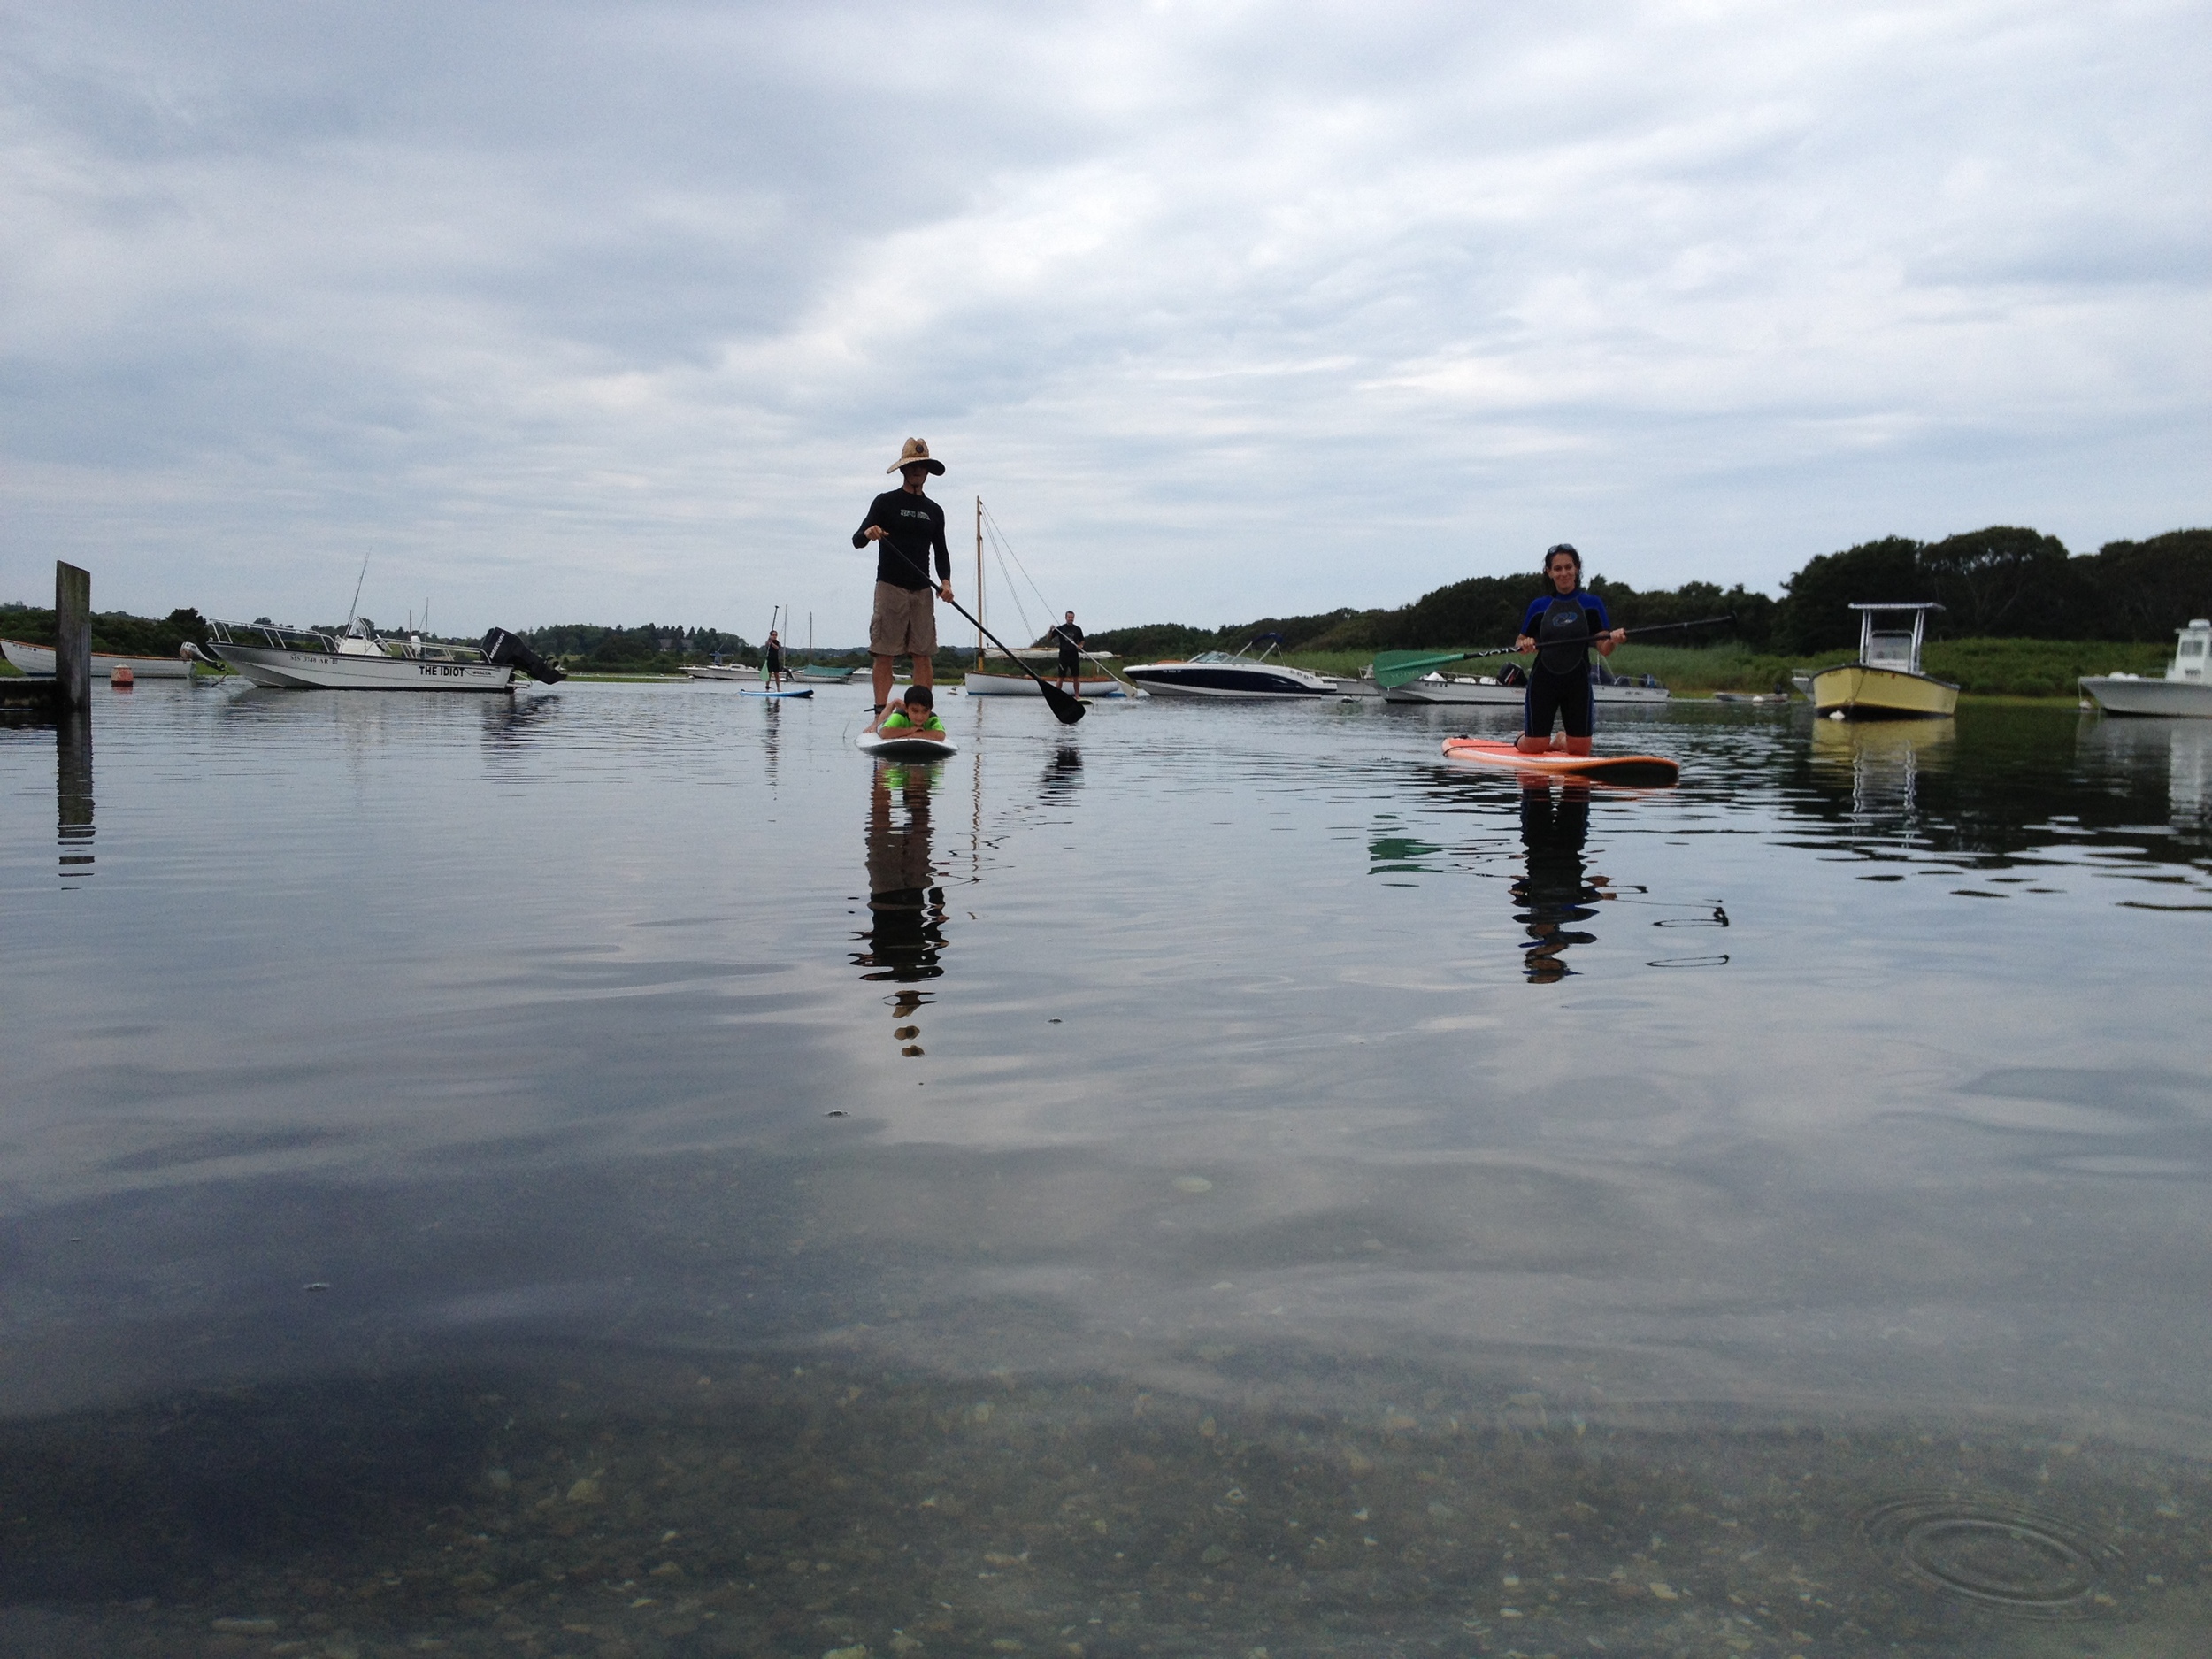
[870,653,895,728]
[912,655,934,689]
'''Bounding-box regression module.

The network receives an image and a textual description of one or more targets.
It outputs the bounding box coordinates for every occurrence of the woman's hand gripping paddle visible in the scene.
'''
[884,543,1085,725]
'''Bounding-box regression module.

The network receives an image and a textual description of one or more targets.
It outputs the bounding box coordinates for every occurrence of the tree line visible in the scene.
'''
[1083,526,2212,658]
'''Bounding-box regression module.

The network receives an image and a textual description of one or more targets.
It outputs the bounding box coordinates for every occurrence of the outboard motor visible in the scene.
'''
[480,628,566,684]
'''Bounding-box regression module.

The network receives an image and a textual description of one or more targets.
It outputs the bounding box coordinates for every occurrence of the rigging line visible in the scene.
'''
[993,545,1040,647]
[979,503,1061,634]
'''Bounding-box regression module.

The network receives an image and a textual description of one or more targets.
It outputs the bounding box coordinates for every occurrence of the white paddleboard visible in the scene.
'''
[856,729,958,760]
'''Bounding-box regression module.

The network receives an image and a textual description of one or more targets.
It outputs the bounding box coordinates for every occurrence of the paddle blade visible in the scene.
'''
[1041,680,1087,725]
[1372,649,1471,689]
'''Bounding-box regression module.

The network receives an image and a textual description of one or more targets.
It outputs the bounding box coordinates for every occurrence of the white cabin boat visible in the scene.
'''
[2080,619,2212,717]
[199,621,563,691]
[1384,664,1669,706]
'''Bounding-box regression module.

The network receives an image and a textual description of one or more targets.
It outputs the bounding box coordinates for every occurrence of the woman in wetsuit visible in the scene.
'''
[1513,543,1626,757]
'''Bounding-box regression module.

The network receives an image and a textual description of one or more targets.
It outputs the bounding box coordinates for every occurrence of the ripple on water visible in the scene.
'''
[1862,1493,2120,1616]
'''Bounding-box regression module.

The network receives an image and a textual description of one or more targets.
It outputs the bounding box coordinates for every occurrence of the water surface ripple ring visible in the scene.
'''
[1861,1494,2118,1616]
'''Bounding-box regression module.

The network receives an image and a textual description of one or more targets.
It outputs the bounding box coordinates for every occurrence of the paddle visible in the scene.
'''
[1372,614,1737,688]
[881,542,1085,725]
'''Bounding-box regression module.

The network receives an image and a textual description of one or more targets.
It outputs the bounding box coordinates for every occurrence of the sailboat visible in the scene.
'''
[957,497,1131,697]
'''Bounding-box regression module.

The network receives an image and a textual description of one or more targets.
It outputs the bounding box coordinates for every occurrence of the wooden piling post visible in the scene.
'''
[54,561,91,711]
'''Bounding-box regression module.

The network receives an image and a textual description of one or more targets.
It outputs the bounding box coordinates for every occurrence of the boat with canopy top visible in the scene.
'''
[1809,603,1958,719]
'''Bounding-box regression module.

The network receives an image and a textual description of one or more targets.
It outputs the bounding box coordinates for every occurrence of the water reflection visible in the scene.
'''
[1041,742,1082,799]
[56,712,92,889]
[2080,716,2212,831]
[1511,780,1609,980]
[855,763,950,1056]
[1810,714,1955,826]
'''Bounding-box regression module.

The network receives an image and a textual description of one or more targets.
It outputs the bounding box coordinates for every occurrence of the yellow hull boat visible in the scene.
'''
[1809,602,1958,719]
[1809,663,1958,719]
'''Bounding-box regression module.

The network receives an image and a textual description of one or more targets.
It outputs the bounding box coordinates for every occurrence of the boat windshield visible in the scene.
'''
[1865,631,1917,669]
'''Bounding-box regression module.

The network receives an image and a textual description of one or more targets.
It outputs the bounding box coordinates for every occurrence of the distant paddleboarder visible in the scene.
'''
[854,438,955,722]
[764,628,787,687]
[1512,544,1626,757]
[1051,611,1086,695]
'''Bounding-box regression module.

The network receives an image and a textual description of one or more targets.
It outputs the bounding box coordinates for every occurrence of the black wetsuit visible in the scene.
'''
[853,490,951,589]
[764,641,785,675]
[1051,620,1086,675]
[1519,590,1612,739]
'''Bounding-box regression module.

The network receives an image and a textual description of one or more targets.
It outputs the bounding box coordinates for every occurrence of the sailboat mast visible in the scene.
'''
[974,495,984,669]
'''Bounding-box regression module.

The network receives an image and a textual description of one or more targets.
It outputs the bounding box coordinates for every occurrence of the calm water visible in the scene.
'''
[4,681,2210,1657]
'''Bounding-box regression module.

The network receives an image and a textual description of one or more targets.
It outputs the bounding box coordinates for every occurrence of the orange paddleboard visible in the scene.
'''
[1440,736,1679,786]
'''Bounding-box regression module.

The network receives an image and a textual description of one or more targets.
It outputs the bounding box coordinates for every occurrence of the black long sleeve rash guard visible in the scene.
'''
[853,489,952,591]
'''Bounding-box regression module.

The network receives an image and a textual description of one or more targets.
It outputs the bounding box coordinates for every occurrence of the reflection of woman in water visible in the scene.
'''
[855,764,949,1055]
[1511,780,1611,981]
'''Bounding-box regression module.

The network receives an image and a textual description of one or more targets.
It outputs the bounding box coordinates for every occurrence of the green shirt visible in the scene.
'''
[879,709,944,734]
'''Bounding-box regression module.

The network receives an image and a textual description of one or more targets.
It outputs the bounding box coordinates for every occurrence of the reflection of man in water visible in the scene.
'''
[1511,781,1611,981]
[855,764,949,1055]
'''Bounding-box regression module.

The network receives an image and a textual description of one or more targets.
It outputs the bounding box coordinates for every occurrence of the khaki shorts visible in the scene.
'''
[870,581,937,657]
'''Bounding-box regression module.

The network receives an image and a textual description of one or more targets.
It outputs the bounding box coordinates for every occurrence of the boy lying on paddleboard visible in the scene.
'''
[866,683,947,739]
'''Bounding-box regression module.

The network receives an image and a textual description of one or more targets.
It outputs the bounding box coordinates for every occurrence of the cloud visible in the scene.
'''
[3,0,2207,636]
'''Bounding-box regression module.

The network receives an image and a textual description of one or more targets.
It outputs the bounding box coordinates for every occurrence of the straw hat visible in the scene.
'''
[887,437,945,476]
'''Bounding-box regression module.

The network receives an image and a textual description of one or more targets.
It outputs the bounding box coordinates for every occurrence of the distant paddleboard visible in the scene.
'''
[857,729,957,760]
[741,687,813,698]
[1440,736,1678,786]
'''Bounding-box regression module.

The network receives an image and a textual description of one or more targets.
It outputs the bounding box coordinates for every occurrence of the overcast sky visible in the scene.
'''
[4,0,2207,641]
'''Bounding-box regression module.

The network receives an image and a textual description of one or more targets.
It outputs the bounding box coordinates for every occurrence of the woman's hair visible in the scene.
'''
[1544,542,1582,583]
[904,683,934,709]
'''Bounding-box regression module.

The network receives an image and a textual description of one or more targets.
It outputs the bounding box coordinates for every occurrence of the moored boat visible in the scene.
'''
[1809,603,1957,719]
[1123,634,1339,700]
[2080,619,2212,717]
[199,620,563,691]
[1385,663,1668,706]
[2,638,193,679]
[963,649,1130,698]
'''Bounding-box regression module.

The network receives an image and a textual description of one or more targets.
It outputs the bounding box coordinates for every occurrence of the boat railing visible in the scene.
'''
[207,619,338,653]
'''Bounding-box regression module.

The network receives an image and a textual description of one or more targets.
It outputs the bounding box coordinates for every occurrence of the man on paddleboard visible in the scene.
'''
[855,437,955,721]
[1512,543,1626,757]
[1051,611,1086,695]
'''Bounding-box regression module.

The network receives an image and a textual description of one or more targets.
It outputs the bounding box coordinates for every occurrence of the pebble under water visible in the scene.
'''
[4,681,2210,1657]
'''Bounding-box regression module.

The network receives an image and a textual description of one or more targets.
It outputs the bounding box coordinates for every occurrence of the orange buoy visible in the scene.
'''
[111,664,135,688]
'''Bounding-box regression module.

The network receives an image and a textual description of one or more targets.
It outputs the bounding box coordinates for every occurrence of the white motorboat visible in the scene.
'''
[198,620,564,691]
[1383,663,1669,706]
[685,659,760,681]
[2080,618,2212,717]
[3,637,193,679]
[1123,634,1339,700]
[1319,672,1382,699]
